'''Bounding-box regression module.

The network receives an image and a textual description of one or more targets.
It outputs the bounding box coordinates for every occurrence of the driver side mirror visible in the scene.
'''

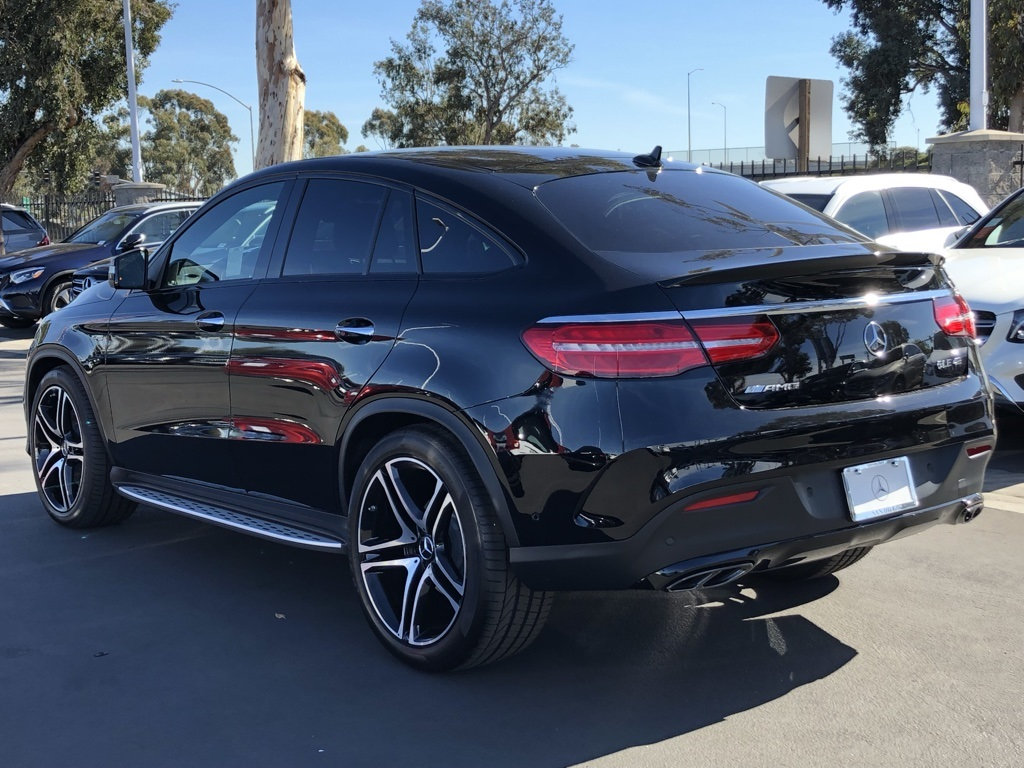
[111,248,149,290]
[117,232,147,253]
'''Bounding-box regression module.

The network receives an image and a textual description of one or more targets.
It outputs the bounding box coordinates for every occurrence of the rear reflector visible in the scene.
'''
[933,293,976,338]
[966,444,993,458]
[684,489,760,512]
[523,315,779,378]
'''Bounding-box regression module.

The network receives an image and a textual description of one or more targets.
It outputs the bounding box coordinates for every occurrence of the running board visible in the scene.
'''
[117,485,345,552]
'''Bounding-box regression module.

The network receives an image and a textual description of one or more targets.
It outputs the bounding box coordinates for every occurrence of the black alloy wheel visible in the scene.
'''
[30,368,135,527]
[348,426,551,671]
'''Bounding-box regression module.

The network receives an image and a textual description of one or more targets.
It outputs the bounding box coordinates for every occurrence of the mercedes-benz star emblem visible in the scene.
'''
[863,321,889,356]
[871,474,890,500]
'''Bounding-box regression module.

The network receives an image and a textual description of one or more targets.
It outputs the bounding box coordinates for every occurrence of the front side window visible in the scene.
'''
[834,190,889,239]
[282,179,388,276]
[131,209,194,245]
[416,198,516,274]
[162,183,284,287]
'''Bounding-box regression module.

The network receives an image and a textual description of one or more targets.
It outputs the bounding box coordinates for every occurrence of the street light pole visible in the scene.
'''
[712,101,727,163]
[122,0,144,182]
[172,78,256,171]
[687,67,703,163]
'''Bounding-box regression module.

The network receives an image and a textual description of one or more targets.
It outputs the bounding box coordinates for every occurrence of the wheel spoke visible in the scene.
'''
[35,399,62,449]
[384,459,432,532]
[357,468,417,553]
[58,458,77,511]
[361,555,422,640]
[408,563,459,646]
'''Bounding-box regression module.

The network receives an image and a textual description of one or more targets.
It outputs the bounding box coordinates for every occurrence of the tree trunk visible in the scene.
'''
[255,0,305,169]
[0,123,53,199]
[1010,88,1024,134]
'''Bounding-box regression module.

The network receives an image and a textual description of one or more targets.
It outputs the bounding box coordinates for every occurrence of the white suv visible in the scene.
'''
[761,173,988,253]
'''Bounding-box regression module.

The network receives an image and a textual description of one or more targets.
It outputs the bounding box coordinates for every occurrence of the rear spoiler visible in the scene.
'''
[654,247,943,287]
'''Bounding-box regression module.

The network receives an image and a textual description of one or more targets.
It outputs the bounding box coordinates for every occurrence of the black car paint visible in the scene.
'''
[25,148,994,593]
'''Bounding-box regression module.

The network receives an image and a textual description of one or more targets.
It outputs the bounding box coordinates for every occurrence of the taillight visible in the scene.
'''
[690,317,780,364]
[933,293,975,338]
[522,321,705,377]
[522,315,779,378]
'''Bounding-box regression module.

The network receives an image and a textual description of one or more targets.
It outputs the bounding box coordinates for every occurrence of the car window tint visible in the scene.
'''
[929,190,959,227]
[132,209,193,244]
[1,210,36,232]
[887,187,940,232]
[830,190,888,239]
[283,179,387,276]
[416,198,516,274]
[370,190,417,274]
[940,191,982,225]
[163,183,284,287]
[538,170,860,255]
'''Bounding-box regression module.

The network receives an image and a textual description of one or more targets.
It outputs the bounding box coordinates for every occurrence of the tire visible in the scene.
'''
[29,367,135,528]
[44,279,74,315]
[763,546,873,582]
[0,316,35,329]
[348,426,552,671]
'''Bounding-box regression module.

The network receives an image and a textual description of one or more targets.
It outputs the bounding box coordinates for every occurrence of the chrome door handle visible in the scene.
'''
[196,311,225,331]
[335,319,375,344]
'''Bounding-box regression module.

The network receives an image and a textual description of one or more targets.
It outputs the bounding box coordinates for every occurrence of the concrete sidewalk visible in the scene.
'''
[983,468,1024,514]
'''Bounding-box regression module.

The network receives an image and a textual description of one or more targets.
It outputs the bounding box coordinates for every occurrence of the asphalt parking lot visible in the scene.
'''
[1,325,1022,768]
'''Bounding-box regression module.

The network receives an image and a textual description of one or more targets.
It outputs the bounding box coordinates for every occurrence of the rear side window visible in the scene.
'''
[887,187,941,232]
[370,190,417,274]
[283,179,388,276]
[1,210,37,232]
[834,190,889,239]
[939,191,982,225]
[537,169,859,255]
[416,198,516,274]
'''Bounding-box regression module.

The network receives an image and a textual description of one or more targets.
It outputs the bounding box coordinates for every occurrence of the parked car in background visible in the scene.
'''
[0,201,199,328]
[0,203,49,253]
[761,173,987,252]
[25,148,993,671]
[932,185,1024,416]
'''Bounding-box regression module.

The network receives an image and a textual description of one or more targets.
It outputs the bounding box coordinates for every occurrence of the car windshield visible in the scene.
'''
[536,169,861,256]
[65,211,140,245]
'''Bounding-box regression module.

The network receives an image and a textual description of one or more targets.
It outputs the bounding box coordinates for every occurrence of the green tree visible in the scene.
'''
[140,89,237,196]
[304,109,349,157]
[825,1,1024,148]
[363,0,574,148]
[0,0,172,196]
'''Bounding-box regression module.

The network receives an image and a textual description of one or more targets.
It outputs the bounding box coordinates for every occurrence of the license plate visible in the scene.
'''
[841,456,918,522]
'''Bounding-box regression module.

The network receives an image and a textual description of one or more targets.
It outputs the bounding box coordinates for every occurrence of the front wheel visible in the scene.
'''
[45,279,74,315]
[348,426,551,671]
[29,367,135,527]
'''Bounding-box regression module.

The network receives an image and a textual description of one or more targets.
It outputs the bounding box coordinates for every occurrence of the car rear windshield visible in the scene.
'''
[786,193,833,212]
[535,169,860,256]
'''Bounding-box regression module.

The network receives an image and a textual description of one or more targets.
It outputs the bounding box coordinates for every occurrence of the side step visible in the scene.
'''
[117,485,345,552]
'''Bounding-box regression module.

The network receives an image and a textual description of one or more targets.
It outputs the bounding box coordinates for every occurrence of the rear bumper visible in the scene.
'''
[508,439,992,591]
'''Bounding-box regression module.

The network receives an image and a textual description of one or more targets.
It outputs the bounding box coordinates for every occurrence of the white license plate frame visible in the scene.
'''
[841,456,918,522]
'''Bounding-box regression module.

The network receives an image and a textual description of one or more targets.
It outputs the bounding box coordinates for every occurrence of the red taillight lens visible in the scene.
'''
[522,321,706,377]
[522,315,779,378]
[933,293,975,338]
[690,317,780,364]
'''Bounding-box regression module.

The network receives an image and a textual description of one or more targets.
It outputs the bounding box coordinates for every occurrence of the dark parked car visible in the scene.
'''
[0,201,198,328]
[24,147,994,671]
[0,203,49,253]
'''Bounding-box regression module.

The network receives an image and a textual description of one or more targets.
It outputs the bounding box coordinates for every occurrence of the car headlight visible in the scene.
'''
[9,267,45,284]
[1007,310,1024,343]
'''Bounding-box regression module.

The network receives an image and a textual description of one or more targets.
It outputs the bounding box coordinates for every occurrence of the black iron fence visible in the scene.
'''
[6,189,207,242]
[710,149,930,180]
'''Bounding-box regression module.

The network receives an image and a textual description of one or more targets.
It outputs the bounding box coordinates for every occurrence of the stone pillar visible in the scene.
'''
[927,129,1024,207]
[110,181,167,207]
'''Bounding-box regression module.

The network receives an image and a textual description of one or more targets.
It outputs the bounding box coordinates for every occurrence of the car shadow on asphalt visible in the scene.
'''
[2,492,856,768]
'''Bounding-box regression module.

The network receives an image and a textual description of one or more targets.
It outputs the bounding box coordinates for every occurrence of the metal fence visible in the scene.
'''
[709,150,930,180]
[8,189,207,242]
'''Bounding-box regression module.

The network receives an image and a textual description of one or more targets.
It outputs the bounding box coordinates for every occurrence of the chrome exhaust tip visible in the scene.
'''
[958,493,984,524]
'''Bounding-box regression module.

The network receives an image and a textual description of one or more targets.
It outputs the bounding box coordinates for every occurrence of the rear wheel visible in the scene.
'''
[29,367,135,527]
[348,426,551,671]
[763,546,873,581]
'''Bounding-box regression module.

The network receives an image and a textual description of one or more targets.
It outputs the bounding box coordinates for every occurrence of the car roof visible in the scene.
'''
[241,146,707,189]
[106,201,203,214]
[761,173,978,197]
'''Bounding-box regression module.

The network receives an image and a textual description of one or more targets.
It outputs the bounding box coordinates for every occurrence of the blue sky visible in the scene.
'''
[138,0,943,176]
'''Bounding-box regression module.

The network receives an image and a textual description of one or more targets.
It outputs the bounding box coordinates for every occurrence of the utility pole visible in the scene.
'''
[969,0,988,131]
[687,67,702,163]
[122,0,144,182]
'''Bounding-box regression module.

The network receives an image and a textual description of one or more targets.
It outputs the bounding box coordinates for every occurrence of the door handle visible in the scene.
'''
[196,311,225,331]
[335,318,375,344]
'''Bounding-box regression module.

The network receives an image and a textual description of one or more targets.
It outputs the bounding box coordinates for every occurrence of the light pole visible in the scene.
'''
[172,78,255,171]
[687,67,702,163]
[712,101,727,163]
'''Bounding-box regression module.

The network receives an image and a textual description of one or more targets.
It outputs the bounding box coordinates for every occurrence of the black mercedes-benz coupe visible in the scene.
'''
[24,147,995,670]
